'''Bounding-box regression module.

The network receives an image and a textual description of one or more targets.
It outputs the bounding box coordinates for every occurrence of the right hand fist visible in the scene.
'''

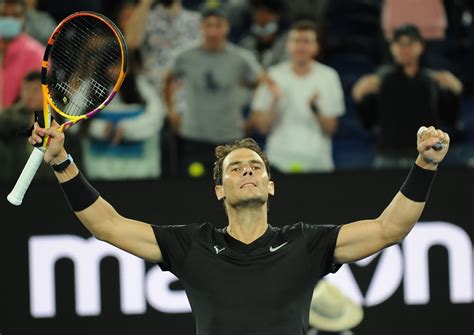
[416,126,450,168]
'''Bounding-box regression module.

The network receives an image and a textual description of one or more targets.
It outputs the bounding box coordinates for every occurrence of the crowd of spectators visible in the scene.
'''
[1,0,473,182]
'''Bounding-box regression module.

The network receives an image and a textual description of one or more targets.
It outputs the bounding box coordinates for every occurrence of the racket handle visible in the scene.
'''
[7,147,45,206]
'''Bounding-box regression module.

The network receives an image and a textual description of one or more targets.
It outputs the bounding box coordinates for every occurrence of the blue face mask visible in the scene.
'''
[251,21,278,37]
[0,17,23,39]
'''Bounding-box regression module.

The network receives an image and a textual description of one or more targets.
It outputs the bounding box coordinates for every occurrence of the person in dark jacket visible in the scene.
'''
[352,23,463,168]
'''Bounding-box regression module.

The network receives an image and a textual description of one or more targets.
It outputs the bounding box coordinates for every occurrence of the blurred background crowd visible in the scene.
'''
[1,0,473,182]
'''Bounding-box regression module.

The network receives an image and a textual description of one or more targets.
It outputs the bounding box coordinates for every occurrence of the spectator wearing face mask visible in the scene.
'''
[0,0,44,109]
[239,0,289,69]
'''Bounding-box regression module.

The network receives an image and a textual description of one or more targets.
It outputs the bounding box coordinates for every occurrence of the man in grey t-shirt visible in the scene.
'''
[164,5,264,176]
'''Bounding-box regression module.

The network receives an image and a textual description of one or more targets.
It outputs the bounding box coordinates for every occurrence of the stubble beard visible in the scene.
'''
[229,194,266,210]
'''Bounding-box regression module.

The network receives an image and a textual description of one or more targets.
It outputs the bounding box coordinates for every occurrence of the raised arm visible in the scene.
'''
[351,74,381,103]
[125,0,154,50]
[334,126,450,263]
[249,77,282,134]
[163,71,182,132]
[29,121,162,263]
[432,70,463,95]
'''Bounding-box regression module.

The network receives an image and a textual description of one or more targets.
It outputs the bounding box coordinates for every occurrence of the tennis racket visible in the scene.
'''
[7,11,128,206]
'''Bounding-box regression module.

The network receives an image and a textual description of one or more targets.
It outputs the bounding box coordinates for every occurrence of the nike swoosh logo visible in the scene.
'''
[269,242,288,252]
[214,245,226,254]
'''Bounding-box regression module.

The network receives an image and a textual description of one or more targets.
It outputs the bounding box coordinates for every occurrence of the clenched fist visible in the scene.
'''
[416,126,450,170]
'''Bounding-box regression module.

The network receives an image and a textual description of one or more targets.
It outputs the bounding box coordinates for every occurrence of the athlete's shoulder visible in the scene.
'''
[191,222,224,237]
[279,221,305,231]
[190,222,215,231]
[276,222,306,241]
[280,221,336,235]
[168,222,217,244]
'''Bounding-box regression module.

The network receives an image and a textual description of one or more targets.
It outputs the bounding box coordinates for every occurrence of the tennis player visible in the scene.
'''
[30,122,449,335]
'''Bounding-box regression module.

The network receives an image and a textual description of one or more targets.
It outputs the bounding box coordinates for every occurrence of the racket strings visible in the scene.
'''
[54,17,120,82]
[47,15,122,117]
[51,22,119,104]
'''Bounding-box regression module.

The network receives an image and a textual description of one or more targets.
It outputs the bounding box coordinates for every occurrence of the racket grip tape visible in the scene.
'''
[7,147,45,206]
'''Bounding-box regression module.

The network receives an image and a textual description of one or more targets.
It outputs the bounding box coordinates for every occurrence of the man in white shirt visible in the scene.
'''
[251,20,345,173]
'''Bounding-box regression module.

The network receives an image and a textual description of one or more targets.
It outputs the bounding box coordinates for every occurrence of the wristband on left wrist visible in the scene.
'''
[51,154,74,173]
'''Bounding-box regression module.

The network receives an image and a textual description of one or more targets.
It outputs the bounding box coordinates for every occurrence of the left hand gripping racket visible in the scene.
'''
[7,11,128,205]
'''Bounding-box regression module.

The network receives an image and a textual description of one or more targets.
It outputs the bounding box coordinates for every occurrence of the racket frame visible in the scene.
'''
[7,11,128,206]
[42,11,128,137]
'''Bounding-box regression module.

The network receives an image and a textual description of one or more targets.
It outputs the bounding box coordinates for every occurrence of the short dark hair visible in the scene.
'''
[393,23,423,43]
[213,138,271,185]
[200,5,229,21]
[249,0,285,14]
[23,71,41,82]
[289,20,318,37]
[0,0,26,6]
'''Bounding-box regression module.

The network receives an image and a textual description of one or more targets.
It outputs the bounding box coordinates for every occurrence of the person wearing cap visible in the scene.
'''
[307,280,363,335]
[163,5,268,177]
[352,23,463,169]
[0,0,44,109]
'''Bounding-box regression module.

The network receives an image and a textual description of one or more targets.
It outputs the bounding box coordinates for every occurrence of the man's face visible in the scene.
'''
[215,148,274,210]
[21,79,43,111]
[390,36,423,66]
[287,29,318,64]
[200,16,229,49]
